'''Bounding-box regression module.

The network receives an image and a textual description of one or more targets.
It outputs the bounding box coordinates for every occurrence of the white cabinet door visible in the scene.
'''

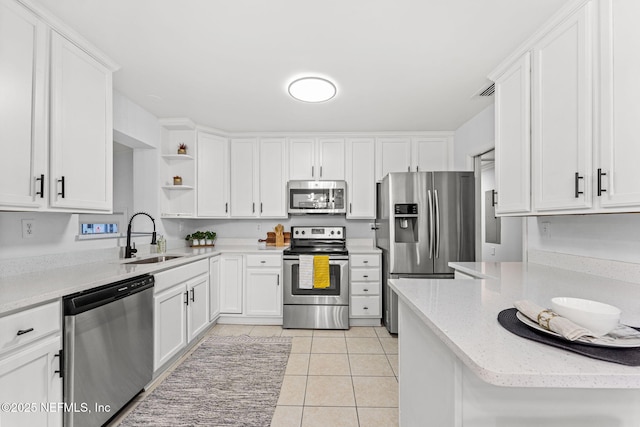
[532,3,592,212]
[259,138,288,218]
[220,255,243,314]
[0,0,47,210]
[154,283,187,372]
[197,132,229,217]
[49,31,112,211]
[494,53,532,215]
[187,274,210,342]
[230,138,258,217]
[346,138,375,218]
[289,138,315,180]
[317,138,345,180]
[411,137,449,172]
[0,335,62,427]
[597,0,640,209]
[245,269,282,317]
[376,138,411,181]
[209,256,221,321]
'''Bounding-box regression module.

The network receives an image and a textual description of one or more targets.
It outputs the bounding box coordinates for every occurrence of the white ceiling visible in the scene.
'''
[37,0,569,133]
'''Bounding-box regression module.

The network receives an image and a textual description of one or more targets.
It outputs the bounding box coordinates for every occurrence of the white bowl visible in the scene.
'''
[551,297,621,337]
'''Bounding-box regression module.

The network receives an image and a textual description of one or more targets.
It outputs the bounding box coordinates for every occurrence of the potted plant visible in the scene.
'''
[177,143,187,155]
[204,231,216,246]
[173,175,183,185]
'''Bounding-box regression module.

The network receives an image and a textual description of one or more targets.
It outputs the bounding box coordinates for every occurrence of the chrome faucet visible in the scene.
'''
[125,212,157,258]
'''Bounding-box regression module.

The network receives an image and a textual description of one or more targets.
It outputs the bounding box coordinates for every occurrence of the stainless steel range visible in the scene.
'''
[283,226,349,329]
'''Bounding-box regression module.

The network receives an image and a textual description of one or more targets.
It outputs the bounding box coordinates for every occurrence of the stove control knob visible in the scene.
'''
[337,230,341,235]
[295,230,299,235]
[330,231,335,235]
[301,230,305,235]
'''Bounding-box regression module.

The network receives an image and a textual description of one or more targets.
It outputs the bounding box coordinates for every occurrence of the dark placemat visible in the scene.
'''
[498,308,640,366]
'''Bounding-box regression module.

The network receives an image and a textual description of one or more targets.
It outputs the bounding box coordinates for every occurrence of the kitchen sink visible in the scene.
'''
[125,255,183,265]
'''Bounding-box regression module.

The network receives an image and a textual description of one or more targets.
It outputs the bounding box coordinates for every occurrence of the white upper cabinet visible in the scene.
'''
[346,138,376,218]
[494,53,532,215]
[375,137,412,180]
[0,0,116,213]
[596,0,640,209]
[230,138,258,217]
[259,138,288,218]
[317,138,345,180]
[411,137,449,172]
[531,2,593,212]
[289,138,345,180]
[49,32,113,211]
[289,138,316,180]
[197,132,229,217]
[0,0,47,210]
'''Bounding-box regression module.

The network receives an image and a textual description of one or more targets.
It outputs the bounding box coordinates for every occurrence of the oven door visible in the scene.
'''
[283,257,349,305]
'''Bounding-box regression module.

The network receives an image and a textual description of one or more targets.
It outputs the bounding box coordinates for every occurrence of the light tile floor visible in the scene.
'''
[109,325,398,427]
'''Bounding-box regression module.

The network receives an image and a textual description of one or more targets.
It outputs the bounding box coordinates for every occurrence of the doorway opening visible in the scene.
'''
[474,149,523,261]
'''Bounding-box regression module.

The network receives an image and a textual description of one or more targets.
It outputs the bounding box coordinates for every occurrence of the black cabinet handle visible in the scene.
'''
[363,275,369,278]
[277,274,280,286]
[574,172,584,198]
[58,176,65,198]
[190,288,195,302]
[17,328,34,336]
[363,260,368,264]
[260,202,263,213]
[364,288,369,292]
[252,202,255,213]
[225,202,228,213]
[35,174,44,198]
[54,350,63,378]
[597,168,607,196]
[349,203,352,214]
[492,190,497,207]
[184,291,189,305]
[363,307,369,310]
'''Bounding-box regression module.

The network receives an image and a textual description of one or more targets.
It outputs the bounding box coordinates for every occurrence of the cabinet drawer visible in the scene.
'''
[351,282,380,296]
[350,268,379,282]
[0,301,61,355]
[154,259,209,293]
[350,296,380,317]
[350,254,380,268]
[246,254,282,268]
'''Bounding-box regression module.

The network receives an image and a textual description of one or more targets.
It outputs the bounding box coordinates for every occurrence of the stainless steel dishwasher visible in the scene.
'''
[63,274,154,427]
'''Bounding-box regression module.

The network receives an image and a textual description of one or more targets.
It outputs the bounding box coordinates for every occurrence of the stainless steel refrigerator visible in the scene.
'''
[375,172,475,333]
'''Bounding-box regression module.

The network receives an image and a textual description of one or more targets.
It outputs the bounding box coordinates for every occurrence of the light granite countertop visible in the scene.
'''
[0,244,287,316]
[389,262,640,389]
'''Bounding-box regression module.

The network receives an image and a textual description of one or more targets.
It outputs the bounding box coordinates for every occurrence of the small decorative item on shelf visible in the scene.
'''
[173,175,182,185]
[177,143,187,155]
[185,230,216,247]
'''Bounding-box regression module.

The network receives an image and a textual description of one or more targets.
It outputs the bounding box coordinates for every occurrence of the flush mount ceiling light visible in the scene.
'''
[288,77,337,103]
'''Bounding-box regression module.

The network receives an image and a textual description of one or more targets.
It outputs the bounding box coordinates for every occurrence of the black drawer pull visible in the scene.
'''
[17,328,34,336]
[363,307,369,310]
[597,168,607,196]
[363,275,369,278]
[363,260,369,264]
[364,288,369,292]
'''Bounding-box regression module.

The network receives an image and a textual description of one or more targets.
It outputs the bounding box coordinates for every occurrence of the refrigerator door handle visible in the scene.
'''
[427,189,434,259]
[434,189,440,258]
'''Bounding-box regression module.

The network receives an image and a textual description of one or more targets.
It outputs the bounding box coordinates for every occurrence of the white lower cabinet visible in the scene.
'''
[0,301,62,427]
[220,255,243,314]
[153,260,209,373]
[349,252,382,323]
[245,254,282,318]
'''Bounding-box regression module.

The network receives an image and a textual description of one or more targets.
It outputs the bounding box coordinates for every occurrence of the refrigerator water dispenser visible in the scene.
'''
[394,203,419,242]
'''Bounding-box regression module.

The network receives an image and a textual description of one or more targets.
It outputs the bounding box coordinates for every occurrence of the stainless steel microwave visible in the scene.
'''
[287,180,347,215]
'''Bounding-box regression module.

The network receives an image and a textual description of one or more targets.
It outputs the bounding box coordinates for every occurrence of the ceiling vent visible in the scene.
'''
[471,81,495,99]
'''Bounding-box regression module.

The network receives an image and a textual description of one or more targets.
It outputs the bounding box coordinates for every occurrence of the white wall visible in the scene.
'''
[528,214,640,264]
[453,105,495,170]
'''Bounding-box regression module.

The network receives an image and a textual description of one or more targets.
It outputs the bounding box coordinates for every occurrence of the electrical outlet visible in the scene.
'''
[541,222,550,238]
[22,219,35,239]
[257,224,261,231]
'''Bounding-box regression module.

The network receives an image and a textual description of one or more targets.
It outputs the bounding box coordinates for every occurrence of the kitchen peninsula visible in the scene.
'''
[389,263,640,426]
